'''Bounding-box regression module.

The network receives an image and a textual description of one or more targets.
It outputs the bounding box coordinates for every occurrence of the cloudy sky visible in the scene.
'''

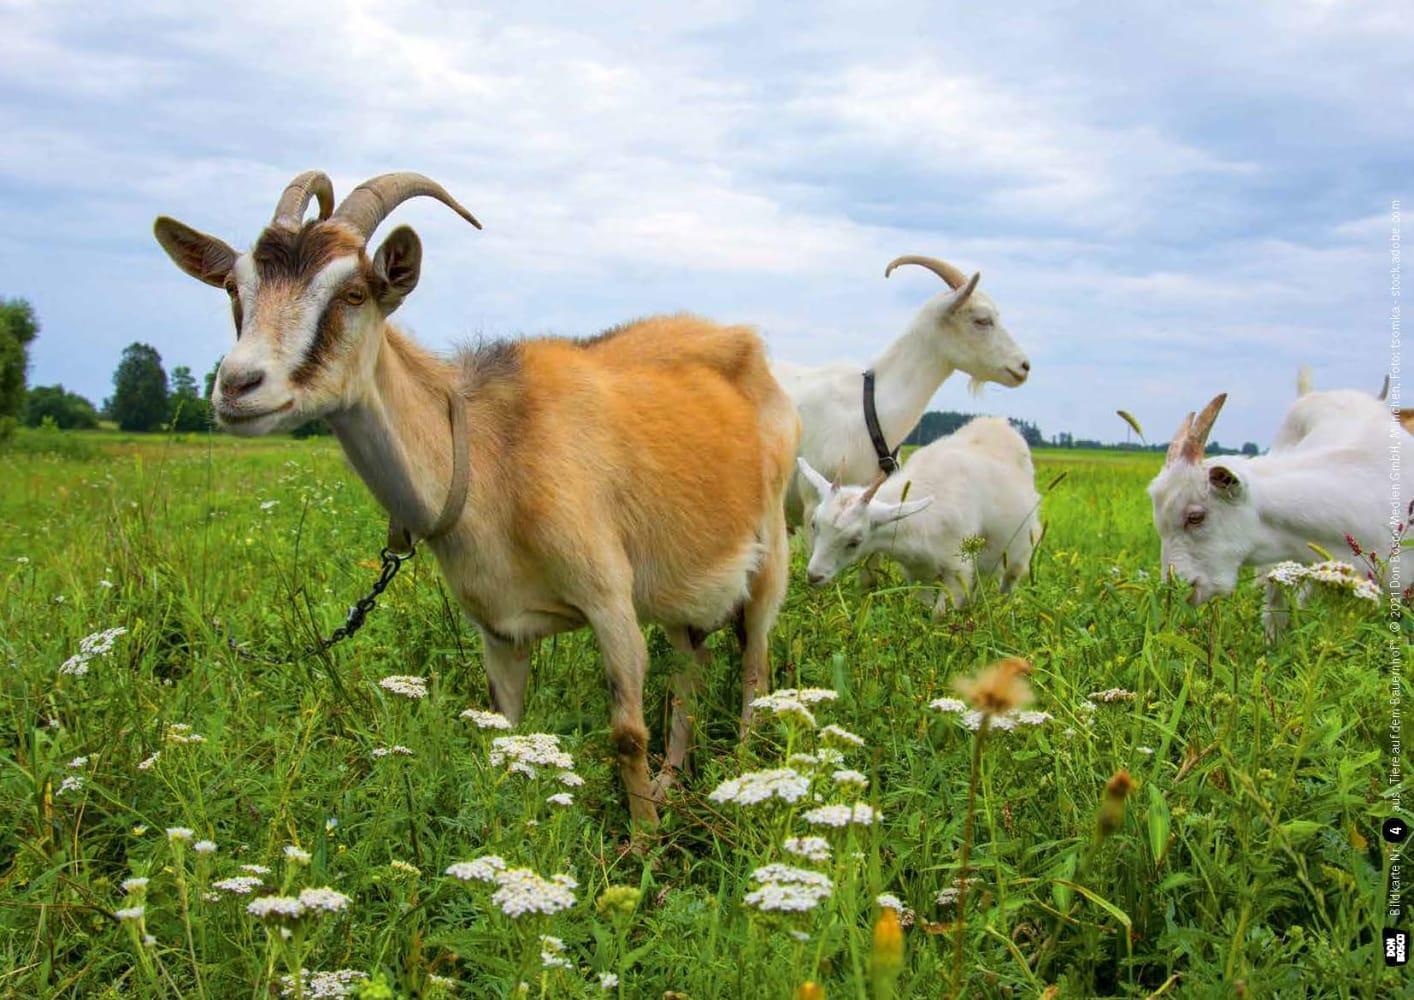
[1,0,1406,445]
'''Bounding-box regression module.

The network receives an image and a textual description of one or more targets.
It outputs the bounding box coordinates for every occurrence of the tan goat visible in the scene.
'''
[153,171,799,825]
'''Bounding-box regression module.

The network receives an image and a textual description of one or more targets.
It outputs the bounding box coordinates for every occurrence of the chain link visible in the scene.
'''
[222,546,413,664]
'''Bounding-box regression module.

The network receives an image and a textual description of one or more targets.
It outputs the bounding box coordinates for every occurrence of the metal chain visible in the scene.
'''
[222,546,413,664]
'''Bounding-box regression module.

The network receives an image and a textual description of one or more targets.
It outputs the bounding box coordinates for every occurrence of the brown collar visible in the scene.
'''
[386,383,469,553]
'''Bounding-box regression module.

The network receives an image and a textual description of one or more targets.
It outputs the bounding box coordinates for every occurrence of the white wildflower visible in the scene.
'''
[194,840,217,855]
[1137,745,1155,756]
[67,755,90,769]
[247,895,305,920]
[114,906,145,922]
[832,769,868,788]
[297,886,351,913]
[547,792,574,807]
[390,860,419,875]
[819,724,865,747]
[460,708,512,730]
[372,745,414,758]
[445,855,506,883]
[929,697,968,714]
[378,674,429,699]
[213,876,264,895]
[877,893,905,914]
[557,771,584,787]
[707,768,810,806]
[165,723,205,745]
[488,733,575,775]
[750,690,817,727]
[787,752,819,767]
[802,802,880,828]
[57,775,85,795]
[284,845,312,865]
[166,827,194,842]
[241,864,272,875]
[259,500,279,511]
[539,935,572,970]
[783,836,832,863]
[598,972,619,989]
[744,864,834,913]
[137,751,161,771]
[490,868,577,918]
[796,687,839,704]
[1088,688,1136,703]
[121,877,150,893]
[278,969,368,998]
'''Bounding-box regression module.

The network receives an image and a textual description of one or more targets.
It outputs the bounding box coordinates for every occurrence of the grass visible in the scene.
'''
[0,426,1399,997]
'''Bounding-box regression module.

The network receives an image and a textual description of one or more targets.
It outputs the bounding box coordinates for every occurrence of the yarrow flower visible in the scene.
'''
[378,675,429,700]
[57,775,85,796]
[372,745,414,758]
[1265,559,1381,604]
[539,935,572,970]
[598,972,619,990]
[247,895,306,920]
[460,708,513,730]
[557,771,584,787]
[297,886,351,913]
[137,751,161,771]
[783,836,832,863]
[750,690,818,727]
[67,755,90,769]
[165,723,205,745]
[115,905,145,922]
[929,697,968,714]
[193,839,217,855]
[241,864,273,875]
[284,845,312,865]
[278,969,368,998]
[121,877,150,893]
[445,855,507,883]
[59,626,128,677]
[490,868,577,918]
[832,769,869,788]
[802,802,880,828]
[744,864,834,913]
[876,892,905,914]
[213,876,264,895]
[547,792,574,807]
[958,708,1053,732]
[819,724,865,747]
[1088,688,1136,703]
[488,734,575,775]
[166,827,194,843]
[708,768,810,806]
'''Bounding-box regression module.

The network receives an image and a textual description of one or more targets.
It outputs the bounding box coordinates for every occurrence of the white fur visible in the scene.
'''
[1147,388,1407,632]
[773,276,1029,531]
[798,417,1041,615]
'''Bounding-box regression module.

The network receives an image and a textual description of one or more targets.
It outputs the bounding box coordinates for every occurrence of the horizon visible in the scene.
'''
[2,2,1404,447]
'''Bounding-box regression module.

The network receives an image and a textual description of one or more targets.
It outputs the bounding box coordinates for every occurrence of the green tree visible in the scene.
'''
[0,297,40,428]
[110,343,169,432]
[23,385,99,429]
[168,364,212,432]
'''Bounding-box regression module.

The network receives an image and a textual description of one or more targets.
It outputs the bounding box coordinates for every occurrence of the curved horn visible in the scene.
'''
[859,470,889,505]
[1184,393,1227,461]
[884,255,969,290]
[1165,412,1194,467]
[272,171,334,227]
[1379,374,1391,402]
[333,172,481,240]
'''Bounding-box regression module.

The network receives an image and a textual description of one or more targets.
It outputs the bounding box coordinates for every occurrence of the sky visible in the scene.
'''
[1,0,1407,446]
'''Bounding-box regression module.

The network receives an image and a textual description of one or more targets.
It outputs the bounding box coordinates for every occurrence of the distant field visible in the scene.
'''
[0,427,1394,997]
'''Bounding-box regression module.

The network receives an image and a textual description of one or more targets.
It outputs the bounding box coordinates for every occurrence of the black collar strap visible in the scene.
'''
[386,384,470,554]
[862,369,900,475]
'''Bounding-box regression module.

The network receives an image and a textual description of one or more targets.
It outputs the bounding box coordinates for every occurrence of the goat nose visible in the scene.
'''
[1019,360,1031,373]
[221,367,265,399]
[807,572,824,586]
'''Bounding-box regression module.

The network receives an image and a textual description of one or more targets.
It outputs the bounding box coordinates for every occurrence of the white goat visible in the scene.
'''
[797,417,1041,615]
[773,256,1030,533]
[1147,385,1408,636]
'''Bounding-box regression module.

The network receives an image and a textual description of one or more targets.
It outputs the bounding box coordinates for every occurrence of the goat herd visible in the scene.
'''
[153,170,1408,824]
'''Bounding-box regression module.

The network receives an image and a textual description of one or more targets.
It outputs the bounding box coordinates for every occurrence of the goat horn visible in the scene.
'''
[1379,374,1391,402]
[272,171,335,227]
[1165,411,1194,467]
[333,172,482,240]
[884,255,969,290]
[859,470,889,505]
[1183,393,1227,462]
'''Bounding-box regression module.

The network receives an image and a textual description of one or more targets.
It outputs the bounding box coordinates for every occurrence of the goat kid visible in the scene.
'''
[773,256,1030,536]
[1147,387,1407,638]
[798,417,1040,616]
[153,171,799,826]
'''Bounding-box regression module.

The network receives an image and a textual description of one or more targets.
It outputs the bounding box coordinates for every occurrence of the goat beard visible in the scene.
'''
[967,376,987,397]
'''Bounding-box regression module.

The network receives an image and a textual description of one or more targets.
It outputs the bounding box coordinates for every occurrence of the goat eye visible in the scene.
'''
[1184,510,1206,528]
[975,317,993,329]
[342,287,367,306]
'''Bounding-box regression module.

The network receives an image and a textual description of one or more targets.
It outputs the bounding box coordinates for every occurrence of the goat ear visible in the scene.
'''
[153,217,237,288]
[1208,464,1241,499]
[372,225,423,313]
[797,457,834,499]
[869,495,933,524]
[943,272,981,315]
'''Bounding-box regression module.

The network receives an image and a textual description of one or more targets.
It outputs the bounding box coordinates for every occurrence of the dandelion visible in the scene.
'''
[819,723,865,747]
[166,827,194,843]
[802,802,880,828]
[783,836,832,863]
[490,868,577,918]
[708,768,810,806]
[115,906,146,922]
[445,855,507,883]
[57,775,85,795]
[460,708,512,730]
[122,877,150,893]
[137,751,161,771]
[955,657,1032,716]
[194,840,217,855]
[297,886,351,913]
[832,769,869,788]
[213,876,264,895]
[378,674,429,699]
[547,792,574,807]
[284,845,312,865]
[489,733,575,774]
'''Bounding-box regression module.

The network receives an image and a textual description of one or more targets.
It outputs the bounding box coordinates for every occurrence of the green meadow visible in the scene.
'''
[0,427,1397,997]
